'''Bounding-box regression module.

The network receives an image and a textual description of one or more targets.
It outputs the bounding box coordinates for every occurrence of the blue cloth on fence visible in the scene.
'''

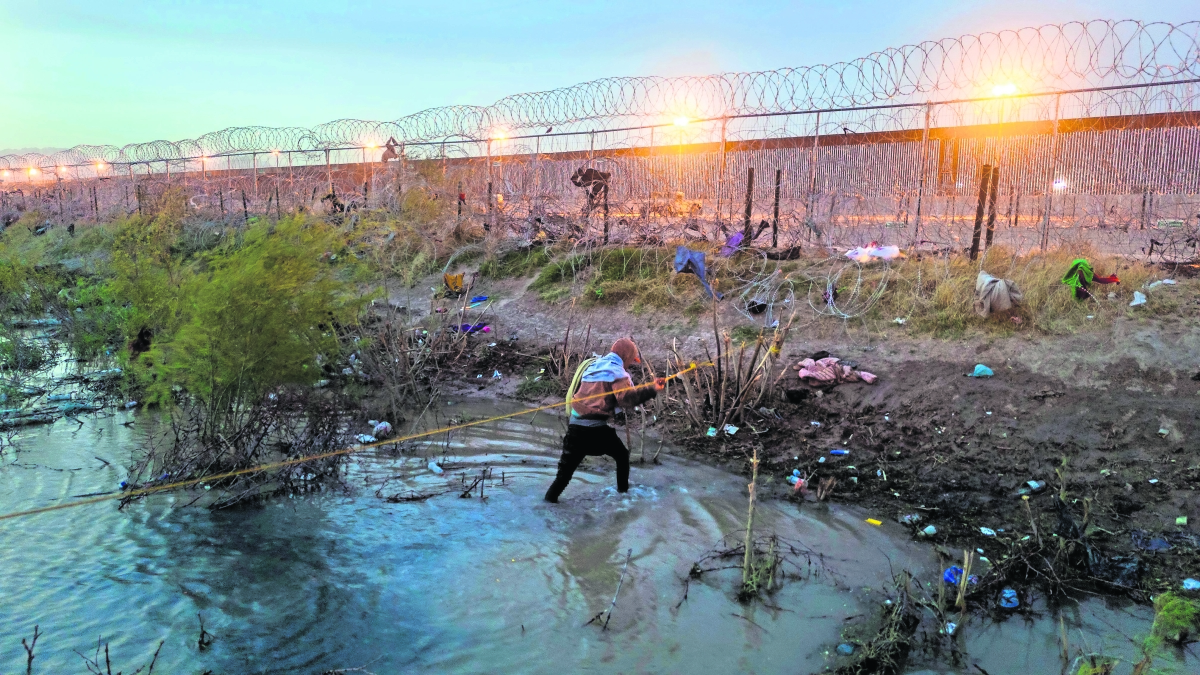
[674,246,722,300]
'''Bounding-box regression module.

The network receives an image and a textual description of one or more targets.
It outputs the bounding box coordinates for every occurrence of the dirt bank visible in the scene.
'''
[416,271,1200,598]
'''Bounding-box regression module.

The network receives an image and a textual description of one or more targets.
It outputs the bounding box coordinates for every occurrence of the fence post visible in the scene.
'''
[165,160,170,182]
[716,118,727,224]
[806,112,821,234]
[1040,93,1062,251]
[913,102,932,241]
[91,185,98,219]
[970,164,992,260]
[984,165,1000,248]
[397,143,406,207]
[742,167,755,237]
[486,139,493,231]
[485,182,493,232]
[252,153,258,198]
[457,180,463,220]
[646,127,654,218]
[241,189,250,223]
[771,168,781,248]
[603,185,610,244]
[325,149,333,196]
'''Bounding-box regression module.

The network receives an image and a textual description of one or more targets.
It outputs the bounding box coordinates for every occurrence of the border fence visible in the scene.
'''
[2,19,1199,261]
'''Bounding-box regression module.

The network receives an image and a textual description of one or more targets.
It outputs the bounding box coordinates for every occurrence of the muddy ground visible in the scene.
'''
[409,270,1200,600]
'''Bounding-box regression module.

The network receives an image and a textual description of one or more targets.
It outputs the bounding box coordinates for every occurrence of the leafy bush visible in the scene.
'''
[143,216,371,417]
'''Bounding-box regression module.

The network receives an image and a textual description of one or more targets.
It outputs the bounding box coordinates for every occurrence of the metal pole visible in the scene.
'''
[486,139,493,230]
[771,168,781,248]
[716,118,727,224]
[742,167,755,236]
[252,153,258,198]
[398,144,406,206]
[913,102,932,241]
[1040,93,1062,251]
[969,164,991,260]
[646,127,654,217]
[534,135,541,217]
[165,160,170,182]
[325,149,333,195]
[807,112,821,231]
[984,165,1000,249]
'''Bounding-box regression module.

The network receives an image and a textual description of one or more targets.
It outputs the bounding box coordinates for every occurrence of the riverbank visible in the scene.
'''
[423,268,1200,601]
[4,206,1200,672]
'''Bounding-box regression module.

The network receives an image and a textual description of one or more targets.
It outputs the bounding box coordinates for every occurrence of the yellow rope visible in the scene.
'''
[0,362,705,524]
[565,356,597,415]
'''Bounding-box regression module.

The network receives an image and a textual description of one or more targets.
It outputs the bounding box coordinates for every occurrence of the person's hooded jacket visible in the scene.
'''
[569,338,658,422]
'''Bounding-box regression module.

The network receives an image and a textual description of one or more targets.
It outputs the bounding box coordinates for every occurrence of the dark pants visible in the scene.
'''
[544,424,629,502]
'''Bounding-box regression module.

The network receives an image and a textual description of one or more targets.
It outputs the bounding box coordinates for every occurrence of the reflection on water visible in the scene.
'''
[0,400,1177,673]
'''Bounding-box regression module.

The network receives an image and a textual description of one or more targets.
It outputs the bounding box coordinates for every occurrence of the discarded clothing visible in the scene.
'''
[746,300,768,314]
[443,272,465,295]
[719,232,744,257]
[974,272,1023,317]
[453,323,490,334]
[1061,259,1119,300]
[845,243,901,263]
[764,246,802,260]
[673,246,722,299]
[1130,291,1147,307]
[1131,530,1172,552]
[795,357,877,386]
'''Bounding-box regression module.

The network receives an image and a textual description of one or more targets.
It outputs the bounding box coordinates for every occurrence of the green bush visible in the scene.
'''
[143,216,372,415]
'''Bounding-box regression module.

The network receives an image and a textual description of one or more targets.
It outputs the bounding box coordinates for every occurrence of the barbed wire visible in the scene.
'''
[3,19,1198,172]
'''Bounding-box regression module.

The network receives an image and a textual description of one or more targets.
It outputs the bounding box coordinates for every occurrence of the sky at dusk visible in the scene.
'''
[1,0,1195,152]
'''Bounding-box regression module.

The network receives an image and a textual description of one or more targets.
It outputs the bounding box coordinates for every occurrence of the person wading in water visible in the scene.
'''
[544,338,665,503]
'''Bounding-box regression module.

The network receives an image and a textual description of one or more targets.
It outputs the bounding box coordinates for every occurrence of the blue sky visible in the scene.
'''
[1,0,1193,151]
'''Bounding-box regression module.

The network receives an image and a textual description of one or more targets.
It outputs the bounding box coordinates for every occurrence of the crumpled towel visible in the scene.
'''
[796,357,877,385]
[974,272,1023,317]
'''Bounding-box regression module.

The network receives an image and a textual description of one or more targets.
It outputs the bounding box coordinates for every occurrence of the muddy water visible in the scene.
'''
[0,397,1172,674]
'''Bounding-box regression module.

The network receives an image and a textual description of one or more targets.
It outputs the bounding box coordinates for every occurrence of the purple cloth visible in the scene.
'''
[719,232,744,257]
